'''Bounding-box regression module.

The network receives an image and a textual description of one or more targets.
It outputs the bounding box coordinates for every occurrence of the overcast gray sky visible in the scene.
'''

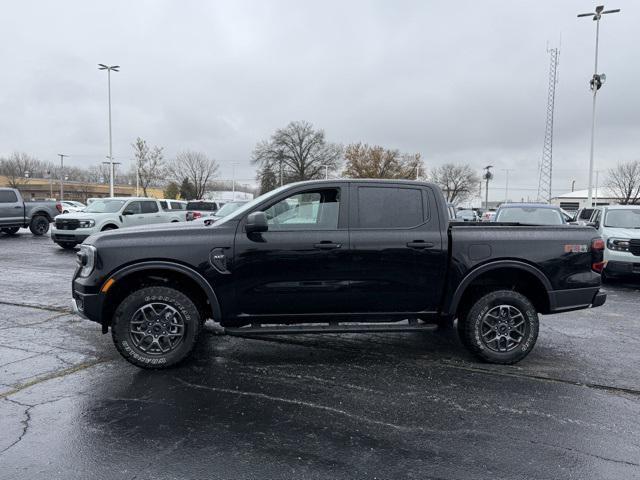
[1,0,638,201]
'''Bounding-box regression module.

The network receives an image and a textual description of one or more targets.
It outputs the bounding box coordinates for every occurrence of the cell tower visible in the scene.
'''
[537,46,560,203]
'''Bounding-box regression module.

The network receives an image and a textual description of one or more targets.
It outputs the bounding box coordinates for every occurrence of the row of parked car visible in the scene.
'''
[51,197,249,249]
[0,187,249,249]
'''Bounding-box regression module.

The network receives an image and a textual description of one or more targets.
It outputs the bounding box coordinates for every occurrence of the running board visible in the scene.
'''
[224,321,439,336]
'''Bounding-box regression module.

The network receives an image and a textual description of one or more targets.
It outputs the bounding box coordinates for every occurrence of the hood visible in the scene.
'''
[83,218,232,246]
[602,227,640,239]
[56,211,116,220]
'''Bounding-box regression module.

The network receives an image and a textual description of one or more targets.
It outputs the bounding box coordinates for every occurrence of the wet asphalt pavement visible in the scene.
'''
[1,229,640,479]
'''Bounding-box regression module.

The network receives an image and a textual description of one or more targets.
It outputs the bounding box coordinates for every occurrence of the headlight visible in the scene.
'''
[78,220,95,228]
[607,238,630,252]
[76,245,97,277]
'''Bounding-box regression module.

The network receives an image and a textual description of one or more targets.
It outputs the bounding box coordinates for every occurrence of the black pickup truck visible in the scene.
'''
[72,179,606,369]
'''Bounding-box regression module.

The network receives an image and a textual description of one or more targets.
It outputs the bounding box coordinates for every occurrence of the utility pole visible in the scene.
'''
[578,5,620,207]
[58,154,68,201]
[323,165,329,179]
[483,166,493,210]
[537,46,560,203]
[98,64,120,197]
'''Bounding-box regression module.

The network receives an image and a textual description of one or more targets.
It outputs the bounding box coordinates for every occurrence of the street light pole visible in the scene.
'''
[578,5,620,207]
[58,154,68,201]
[98,64,120,197]
[103,160,121,194]
[483,165,493,210]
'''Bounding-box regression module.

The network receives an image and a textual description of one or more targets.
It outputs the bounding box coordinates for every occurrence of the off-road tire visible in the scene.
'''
[112,286,201,369]
[29,215,50,235]
[1,227,20,235]
[458,290,539,364]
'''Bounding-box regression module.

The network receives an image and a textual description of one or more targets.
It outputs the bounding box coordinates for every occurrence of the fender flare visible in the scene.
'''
[445,260,552,316]
[30,210,53,222]
[106,260,222,320]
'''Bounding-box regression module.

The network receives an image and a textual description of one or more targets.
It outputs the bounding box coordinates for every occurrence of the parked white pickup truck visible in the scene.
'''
[51,197,184,249]
[588,205,640,280]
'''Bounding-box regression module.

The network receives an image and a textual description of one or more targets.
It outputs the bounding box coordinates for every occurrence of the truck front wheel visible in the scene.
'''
[111,286,201,369]
[457,290,539,364]
[1,227,20,235]
[29,215,50,235]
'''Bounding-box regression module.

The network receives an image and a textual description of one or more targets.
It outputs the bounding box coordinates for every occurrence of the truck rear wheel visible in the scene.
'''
[457,290,539,364]
[29,215,50,235]
[111,286,201,369]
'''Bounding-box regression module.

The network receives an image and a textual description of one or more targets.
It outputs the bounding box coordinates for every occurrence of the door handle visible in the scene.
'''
[406,241,434,249]
[14,206,22,209]
[313,242,342,250]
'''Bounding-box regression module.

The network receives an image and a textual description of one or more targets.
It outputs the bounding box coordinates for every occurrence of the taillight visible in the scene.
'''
[56,202,62,213]
[193,211,202,219]
[591,238,605,273]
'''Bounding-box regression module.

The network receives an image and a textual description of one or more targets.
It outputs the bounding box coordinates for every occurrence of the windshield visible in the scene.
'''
[84,199,126,213]
[457,210,475,219]
[496,207,564,225]
[187,201,217,211]
[215,202,247,217]
[604,209,640,228]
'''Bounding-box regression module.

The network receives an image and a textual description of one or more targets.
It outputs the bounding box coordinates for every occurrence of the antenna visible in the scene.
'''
[537,45,560,203]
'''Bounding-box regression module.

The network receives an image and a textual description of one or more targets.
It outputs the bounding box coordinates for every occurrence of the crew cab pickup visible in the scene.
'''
[0,187,61,235]
[71,179,606,369]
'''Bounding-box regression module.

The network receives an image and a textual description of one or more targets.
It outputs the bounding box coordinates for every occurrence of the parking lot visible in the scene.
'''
[1,230,640,479]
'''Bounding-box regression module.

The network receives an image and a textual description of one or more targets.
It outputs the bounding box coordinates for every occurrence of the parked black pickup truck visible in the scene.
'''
[72,179,606,369]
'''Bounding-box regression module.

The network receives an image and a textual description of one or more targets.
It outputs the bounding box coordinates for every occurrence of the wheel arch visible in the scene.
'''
[100,261,222,332]
[100,223,119,231]
[446,260,552,317]
[31,210,53,222]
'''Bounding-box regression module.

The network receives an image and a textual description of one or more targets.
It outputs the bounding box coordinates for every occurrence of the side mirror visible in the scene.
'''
[245,211,268,234]
[122,210,134,216]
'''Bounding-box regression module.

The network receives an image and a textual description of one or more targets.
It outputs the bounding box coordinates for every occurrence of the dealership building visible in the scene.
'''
[551,188,618,211]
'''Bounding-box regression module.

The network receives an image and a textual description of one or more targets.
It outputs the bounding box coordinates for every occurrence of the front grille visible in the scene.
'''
[629,239,640,256]
[56,219,80,231]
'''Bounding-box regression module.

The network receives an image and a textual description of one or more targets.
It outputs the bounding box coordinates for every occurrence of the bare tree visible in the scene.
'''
[170,151,219,199]
[0,152,39,188]
[83,164,112,184]
[342,143,423,179]
[606,160,640,205]
[430,163,480,204]
[132,137,166,196]
[253,121,342,188]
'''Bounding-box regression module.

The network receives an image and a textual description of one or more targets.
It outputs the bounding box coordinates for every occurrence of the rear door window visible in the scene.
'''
[356,186,424,229]
[0,191,18,203]
[141,201,159,214]
[159,201,168,210]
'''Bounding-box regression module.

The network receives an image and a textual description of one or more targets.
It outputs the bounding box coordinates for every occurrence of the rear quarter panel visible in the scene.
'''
[448,224,602,294]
